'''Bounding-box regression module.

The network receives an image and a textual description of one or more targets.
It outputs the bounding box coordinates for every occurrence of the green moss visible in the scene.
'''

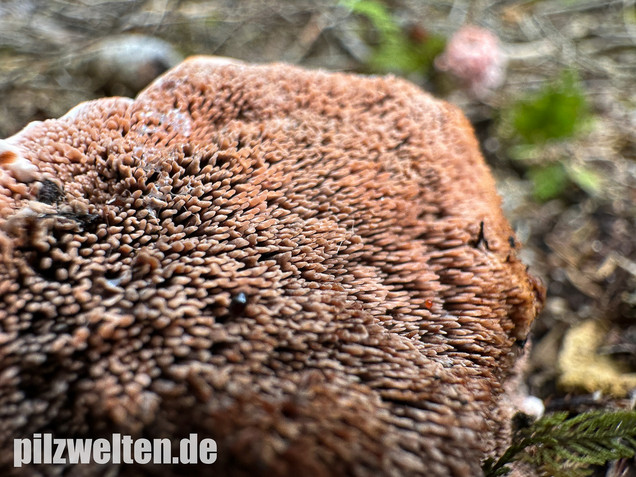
[527,162,569,202]
[484,410,636,477]
[500,69,598,202]
[511,70,588,144]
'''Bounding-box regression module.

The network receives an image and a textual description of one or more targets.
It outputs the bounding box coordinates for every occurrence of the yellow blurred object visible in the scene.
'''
[559,320,636,397]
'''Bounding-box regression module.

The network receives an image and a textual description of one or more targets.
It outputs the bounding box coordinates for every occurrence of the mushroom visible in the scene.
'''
[0,57,544,476]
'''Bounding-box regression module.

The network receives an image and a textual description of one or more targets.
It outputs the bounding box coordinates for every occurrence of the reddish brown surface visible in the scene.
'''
[0,58,543,476]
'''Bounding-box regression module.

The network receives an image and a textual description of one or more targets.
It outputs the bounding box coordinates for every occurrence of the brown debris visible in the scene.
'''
[0,57,543,476]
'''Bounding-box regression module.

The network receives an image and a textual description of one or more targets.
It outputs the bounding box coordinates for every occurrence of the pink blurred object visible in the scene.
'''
[435,25,507,99]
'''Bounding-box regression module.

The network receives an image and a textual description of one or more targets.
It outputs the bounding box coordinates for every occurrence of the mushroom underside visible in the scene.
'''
[0,57,543,476]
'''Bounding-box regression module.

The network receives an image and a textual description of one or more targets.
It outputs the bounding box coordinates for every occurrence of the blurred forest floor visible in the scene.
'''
[1,0,635,470]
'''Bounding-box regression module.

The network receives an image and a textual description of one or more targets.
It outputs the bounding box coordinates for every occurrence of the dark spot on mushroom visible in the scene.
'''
[508,235,516,249]
[471,220,490,250]
[229,291,248,316]
[209,341,234,355]
[511,411,535,432]
[258,250,280,263]
[24,252,67,282]
[36,179,65,205]
[56,211,100,232]
[147,169,160,183]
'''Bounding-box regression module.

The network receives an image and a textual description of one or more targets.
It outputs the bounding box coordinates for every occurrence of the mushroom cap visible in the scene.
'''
[0,56,544,476]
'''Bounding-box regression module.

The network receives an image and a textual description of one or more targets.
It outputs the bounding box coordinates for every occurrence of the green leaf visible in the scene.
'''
[565,163,602,196]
